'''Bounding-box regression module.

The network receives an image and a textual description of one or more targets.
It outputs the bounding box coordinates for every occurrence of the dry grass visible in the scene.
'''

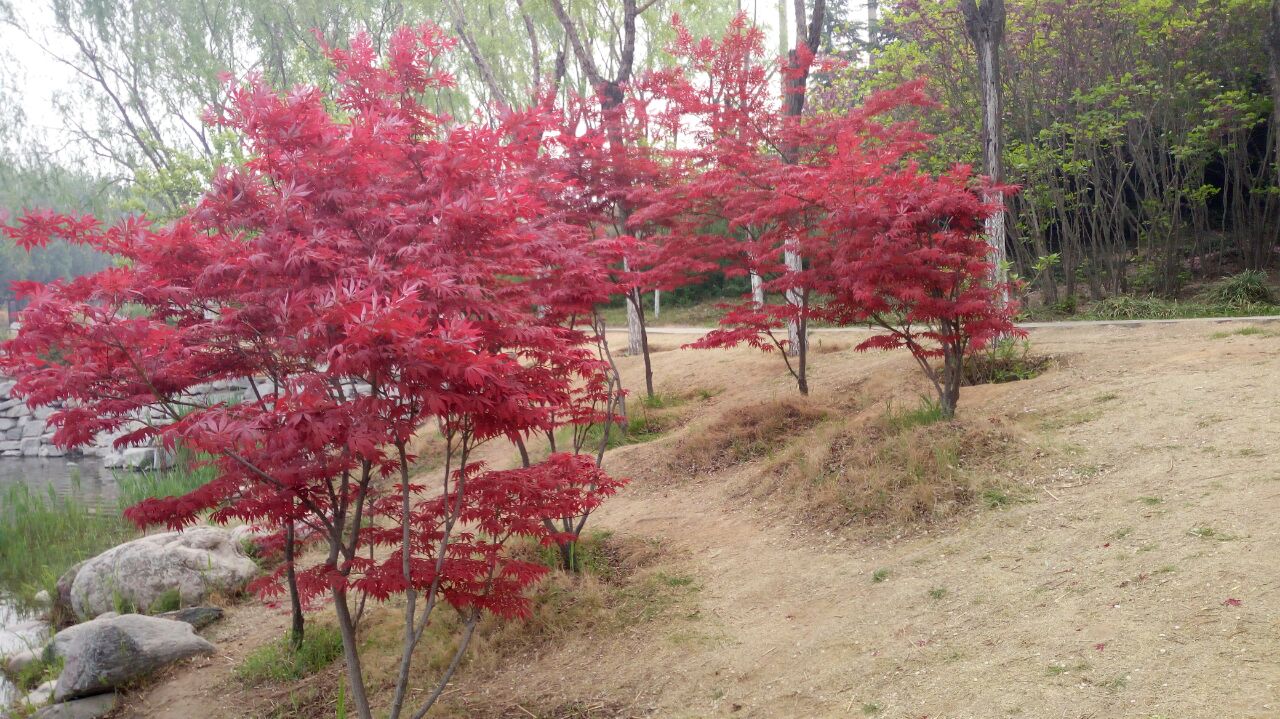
[666,398,829,476]
[759,411,1027,532]
[334,532,696,719]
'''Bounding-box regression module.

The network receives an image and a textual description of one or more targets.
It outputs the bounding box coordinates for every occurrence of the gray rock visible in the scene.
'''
[52,614,214,700]
[38,446,65,458]
[21,420,45,438]
[0,418,14,431]
[157,606,223,630]
[33,692,118,719]
[52,562,85,627]
[70,527,259,620]
[20,437,40,456]
[1,647,42,676]
[22,679,56,708]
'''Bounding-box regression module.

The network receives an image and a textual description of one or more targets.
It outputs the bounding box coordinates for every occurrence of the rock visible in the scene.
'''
[22,679,56,707]
[37,446,66,458]
[21,420,45,438]
[69,527,258,620]
[157,606,223,630]
[33,693,118,719]
[20,437,40,456]
[33,590,51,606]
[2,647,41,676]
[53,562,86,627]
[52,614,214,701]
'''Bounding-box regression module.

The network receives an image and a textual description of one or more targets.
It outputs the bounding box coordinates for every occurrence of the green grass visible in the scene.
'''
[149,587,183,614]
[1211,326,1270,339]
[871,568,890,583]
[0,456,214,609]
[235,625,344,686]
[928,587,948,600]
[884,397,946,432]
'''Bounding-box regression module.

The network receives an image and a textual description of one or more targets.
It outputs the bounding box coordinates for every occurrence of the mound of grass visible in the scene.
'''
[1198,270,1275,307]
[669,399,828,475]
[765,412,1023,530]
[236,625,344,687]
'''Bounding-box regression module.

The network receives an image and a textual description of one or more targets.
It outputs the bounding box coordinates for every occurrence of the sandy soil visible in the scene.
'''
[115,320,1280,719]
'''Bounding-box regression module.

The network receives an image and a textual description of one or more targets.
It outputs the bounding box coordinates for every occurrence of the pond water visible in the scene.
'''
[0,458,117,708]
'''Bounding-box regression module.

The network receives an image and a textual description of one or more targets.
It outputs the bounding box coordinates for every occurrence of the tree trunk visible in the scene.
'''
[285,519,304,650]
[751,270,764,306]
[333,588,373,719]
[961,0,1008,295]
[629,288,655,398]
[782,0,825,363]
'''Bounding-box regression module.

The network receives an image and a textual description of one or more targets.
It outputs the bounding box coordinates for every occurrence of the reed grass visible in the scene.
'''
[0,455,212,610]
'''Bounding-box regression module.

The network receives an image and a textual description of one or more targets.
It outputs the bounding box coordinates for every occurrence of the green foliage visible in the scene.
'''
[14,653,63,693]
[871,568,890,583]
[0,483,136,609]
[149,588,183,614]
[235,625,344,687]
[964,338,1050,385]
[1085,295,1280,321]
[1198,271,1275,307]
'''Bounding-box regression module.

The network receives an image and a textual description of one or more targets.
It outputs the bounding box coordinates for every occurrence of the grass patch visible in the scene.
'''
[235,625,344,687]
[1197,270,1275,307]
[883,398,946,432]
[1082,295,1280,321]
[149,587,183,614]
[963,338,1052,385]
[669,399,827,475]
[928,587,948,600]
[871,568,890,583]
[1211,326,1270,339]
[1188,526,1237,541]
[765,414,1024,531]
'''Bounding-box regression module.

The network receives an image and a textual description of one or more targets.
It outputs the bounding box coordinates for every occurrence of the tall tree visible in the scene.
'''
[959,0,1008,293]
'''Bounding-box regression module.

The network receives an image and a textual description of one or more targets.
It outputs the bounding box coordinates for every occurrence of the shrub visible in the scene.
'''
[669,400,827,475]
[1199,270,1275,307]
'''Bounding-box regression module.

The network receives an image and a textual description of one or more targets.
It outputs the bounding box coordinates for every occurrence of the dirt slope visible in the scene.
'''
[120,321,1280,719]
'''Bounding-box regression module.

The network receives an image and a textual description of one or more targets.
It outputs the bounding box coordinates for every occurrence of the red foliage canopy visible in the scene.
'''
[1,24,622,619]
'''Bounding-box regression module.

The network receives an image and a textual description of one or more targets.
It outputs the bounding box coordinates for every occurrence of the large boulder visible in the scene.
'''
[51,614,213,701]
[69,527,258,620]
[33,694,118,719]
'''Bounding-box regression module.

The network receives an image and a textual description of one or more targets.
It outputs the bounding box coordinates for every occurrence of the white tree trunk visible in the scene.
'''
[750,270,764,306]
[784,245,803,356]
[653,289,661,318]
[623,257,642,356]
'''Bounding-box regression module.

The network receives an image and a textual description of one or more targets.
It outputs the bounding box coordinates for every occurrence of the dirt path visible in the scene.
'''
[472,322,1280,718]
[116,321,1280,718]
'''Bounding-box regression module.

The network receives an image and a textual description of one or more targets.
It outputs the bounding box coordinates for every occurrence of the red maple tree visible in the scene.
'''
[637,16,1020,414]
[2,25,622,719]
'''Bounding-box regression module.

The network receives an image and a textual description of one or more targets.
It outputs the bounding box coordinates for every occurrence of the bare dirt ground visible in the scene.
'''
[118,320,1280,719]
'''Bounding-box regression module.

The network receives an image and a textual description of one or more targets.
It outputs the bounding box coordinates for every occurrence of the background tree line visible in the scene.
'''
[2,0,1279,311]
